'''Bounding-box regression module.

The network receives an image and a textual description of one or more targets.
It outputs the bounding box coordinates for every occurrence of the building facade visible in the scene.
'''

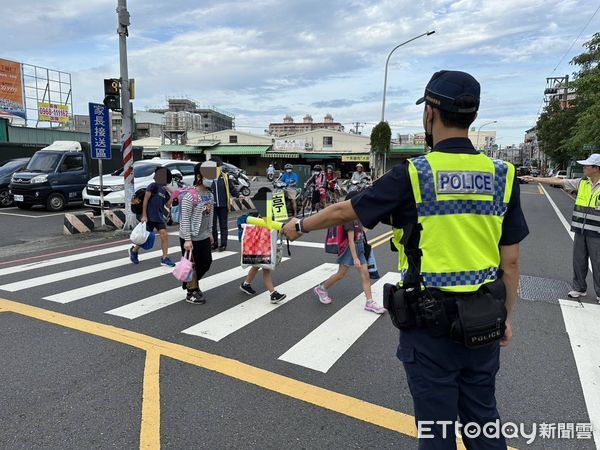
[268,114,344,137]
[149,98,234,133]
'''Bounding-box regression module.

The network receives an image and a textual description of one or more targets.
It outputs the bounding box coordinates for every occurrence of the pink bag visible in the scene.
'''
[172,251,193,282]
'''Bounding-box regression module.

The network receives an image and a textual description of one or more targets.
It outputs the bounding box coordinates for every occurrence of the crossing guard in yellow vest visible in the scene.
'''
[520,153,600,302]
[282,70,529,450]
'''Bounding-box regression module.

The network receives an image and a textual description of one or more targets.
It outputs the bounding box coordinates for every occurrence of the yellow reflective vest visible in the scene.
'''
[396,151,514,293]
[571,179,600,237]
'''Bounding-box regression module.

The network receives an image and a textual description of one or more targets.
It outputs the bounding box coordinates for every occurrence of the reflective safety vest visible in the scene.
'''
[571,179,600,237]
[399,152,514,293]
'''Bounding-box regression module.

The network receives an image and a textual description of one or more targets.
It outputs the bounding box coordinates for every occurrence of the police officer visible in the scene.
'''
[283,70,529,449]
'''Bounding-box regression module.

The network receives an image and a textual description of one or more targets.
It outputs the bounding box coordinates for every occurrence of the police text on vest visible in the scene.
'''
[437,171,494,195]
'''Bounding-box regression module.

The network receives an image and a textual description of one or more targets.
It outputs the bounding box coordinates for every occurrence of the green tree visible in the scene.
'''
[537,98,579,167]
[567,32,600,155]
[370,121,391,178]
[536,33,600,164]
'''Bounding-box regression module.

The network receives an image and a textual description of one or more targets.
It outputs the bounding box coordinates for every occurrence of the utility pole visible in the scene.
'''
[351,122,364,134]
[117,0,135,229]
[563,74,569,108]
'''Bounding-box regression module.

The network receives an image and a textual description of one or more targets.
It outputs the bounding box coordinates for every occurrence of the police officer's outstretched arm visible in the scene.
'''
[499,244,519,347]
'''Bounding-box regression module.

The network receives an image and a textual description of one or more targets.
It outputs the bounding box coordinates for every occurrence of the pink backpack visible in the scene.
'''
[171,187,199,206]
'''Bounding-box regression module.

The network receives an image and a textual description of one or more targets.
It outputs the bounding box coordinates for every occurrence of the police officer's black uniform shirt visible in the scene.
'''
[351,138,529,245]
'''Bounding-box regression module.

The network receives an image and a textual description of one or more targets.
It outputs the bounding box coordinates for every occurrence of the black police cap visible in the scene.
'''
[416,70,480,113]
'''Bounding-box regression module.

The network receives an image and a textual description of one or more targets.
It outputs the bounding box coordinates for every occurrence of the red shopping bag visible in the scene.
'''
[241,224,280,270]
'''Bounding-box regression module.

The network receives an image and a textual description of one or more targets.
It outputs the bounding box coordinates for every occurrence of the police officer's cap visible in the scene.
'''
[416,70,480,114]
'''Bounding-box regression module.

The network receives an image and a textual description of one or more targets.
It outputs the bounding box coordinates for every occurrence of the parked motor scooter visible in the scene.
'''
[224,168,251,196]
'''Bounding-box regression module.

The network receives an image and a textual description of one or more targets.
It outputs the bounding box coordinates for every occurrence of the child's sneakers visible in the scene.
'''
[240,282,257,295]
[270,291,286,304]
[365,299,386,314]
[314,285,333,304]
[160,257,176,267]
[129,247,139,264]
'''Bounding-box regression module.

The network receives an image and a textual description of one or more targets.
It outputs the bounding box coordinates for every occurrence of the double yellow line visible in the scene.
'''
[368,230,394,249]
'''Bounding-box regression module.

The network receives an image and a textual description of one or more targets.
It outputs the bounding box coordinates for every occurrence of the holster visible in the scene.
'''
[383,283,420,330]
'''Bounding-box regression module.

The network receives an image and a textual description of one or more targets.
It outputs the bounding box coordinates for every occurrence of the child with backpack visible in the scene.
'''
[177,164,215,304]
[129,167,175,267]
[314,191,386,314]
[237,189,286,304]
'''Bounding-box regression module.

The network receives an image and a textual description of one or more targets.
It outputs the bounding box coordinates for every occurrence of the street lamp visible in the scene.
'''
[476,120,497,152]
[381,31,436,122]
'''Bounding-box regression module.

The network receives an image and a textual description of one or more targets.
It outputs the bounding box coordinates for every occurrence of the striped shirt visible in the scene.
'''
[179,190,214,241]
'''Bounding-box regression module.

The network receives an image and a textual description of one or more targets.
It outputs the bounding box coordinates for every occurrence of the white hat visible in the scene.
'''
[577,153,600,166]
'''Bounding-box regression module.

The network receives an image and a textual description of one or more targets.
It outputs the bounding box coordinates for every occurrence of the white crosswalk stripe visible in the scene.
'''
[181,263,339,341]
[106,258,290,319]
[1,238,398,374]
[0,247,180,292]
[278,273,402,373]
[0,243,132,277]
[43,251,237,304]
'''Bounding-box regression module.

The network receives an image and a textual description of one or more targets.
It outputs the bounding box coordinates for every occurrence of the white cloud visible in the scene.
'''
[4,0,598,145]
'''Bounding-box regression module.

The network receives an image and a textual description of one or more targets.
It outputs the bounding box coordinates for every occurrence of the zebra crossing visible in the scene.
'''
[0,238,394,374]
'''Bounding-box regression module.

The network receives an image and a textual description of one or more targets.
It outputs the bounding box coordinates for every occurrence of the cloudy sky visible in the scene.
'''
[4,0,599,145]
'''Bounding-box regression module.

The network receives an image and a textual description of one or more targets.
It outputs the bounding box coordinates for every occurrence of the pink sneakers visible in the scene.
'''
[314,286,333,304]
[365,300,386,314]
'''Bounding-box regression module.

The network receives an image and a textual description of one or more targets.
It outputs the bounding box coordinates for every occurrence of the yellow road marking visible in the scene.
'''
[140,351,161,450]
[368,230,393,247]
[537,183,543,195]
[0,298,517,450]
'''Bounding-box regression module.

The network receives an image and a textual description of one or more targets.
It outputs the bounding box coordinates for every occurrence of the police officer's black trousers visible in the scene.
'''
[398,328,506,450]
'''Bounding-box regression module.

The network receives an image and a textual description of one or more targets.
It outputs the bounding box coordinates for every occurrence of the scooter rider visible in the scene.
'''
[351,163,369,184]
[267,163,275,181]
[279,163,299,217]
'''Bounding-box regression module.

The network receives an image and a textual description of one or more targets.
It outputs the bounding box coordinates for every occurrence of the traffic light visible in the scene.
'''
[103,78,121,111]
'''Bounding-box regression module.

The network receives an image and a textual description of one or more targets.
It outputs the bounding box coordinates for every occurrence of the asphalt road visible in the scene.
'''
[0,182,598,449]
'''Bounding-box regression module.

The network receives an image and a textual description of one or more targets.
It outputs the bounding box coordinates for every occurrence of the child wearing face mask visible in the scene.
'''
[179,164,215,304]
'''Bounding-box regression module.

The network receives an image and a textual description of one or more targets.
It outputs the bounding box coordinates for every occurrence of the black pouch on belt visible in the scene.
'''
[383,283,417,330]
[450,291,507,348]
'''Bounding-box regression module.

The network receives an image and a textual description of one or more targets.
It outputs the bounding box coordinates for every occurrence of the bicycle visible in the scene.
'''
[300,184,324,217]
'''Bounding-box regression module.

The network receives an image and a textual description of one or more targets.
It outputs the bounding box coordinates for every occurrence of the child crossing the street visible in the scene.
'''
[313,191,386,314]
[238,188,286,304]
[129,167,175,267]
